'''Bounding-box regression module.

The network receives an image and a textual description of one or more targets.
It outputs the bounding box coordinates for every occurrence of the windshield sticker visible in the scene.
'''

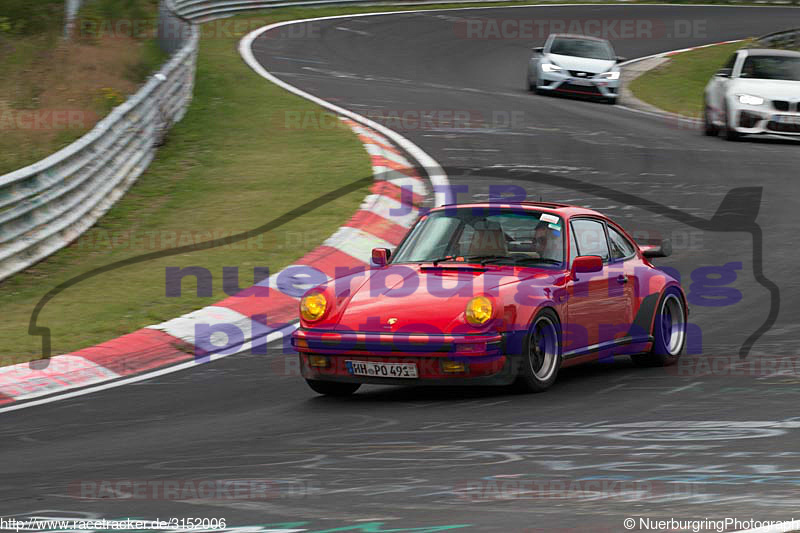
[540,214,559,224]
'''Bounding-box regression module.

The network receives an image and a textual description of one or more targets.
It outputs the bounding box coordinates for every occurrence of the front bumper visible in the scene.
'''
[537,68,620,98]
[729,104,800,136]
[291,328,521,385]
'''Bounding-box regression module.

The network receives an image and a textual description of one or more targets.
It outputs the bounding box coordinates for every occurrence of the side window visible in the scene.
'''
[571,219,609,261]
[608,226,636,261]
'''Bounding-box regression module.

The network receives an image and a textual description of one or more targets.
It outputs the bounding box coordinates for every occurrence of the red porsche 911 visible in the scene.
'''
[291,202,687,396]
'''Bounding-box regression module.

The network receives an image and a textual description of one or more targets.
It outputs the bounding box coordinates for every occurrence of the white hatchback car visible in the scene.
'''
[527,34,623,104]
[704,48,800,140]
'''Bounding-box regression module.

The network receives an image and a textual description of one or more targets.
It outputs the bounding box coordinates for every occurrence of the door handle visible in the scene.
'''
[616,275,628,284]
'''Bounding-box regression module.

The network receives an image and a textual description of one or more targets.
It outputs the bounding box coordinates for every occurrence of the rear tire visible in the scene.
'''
[631,289,687,367]
[306,379,360,396]
[515,309,562,392]
[603,96,617,105]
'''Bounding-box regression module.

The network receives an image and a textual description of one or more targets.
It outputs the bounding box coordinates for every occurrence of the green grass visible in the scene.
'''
[629,41,751,118]
[0,12,372,365]
[0,0,64,36]
[0,0,167,175]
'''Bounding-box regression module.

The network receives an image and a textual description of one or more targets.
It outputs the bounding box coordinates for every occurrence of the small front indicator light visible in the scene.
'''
[300,293,327,321]
[294,338,308,349]
[465,296,493,326]
[442,360,467,373]
[456,342,487,353]
[308,355,329,368]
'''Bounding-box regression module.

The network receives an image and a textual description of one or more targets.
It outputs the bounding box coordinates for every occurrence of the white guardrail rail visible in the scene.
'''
[758,27,800,50]
[0,0,798,282]
[0,1,198,281]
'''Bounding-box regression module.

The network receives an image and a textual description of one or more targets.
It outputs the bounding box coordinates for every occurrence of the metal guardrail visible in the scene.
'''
[757,28,800,50]
[0,2,197,282]
[171,0,372,21]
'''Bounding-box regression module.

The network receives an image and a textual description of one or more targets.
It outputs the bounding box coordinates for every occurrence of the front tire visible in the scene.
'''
[515,309,562,392]
[306,379,360,396]
[703,104,719,136]
[631,289,687,367]
[724,103,740,141]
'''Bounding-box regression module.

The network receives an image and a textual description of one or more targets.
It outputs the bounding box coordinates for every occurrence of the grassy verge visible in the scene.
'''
[629,41,750,118]
[1,8,376,365]
[0,0,166,174]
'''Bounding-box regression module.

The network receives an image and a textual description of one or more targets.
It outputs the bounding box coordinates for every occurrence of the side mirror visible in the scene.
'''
[616,56,627,63]
[640,239,672,259]
[716,68,732,78]
[371,247,391,267]
[571,255,603,279]
[532,46,544,54]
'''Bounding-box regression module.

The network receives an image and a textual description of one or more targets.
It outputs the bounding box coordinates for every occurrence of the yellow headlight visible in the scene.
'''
[465,296,493,326]
[300,293,327,321]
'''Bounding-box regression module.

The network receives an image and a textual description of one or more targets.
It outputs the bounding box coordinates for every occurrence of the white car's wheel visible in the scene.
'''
[724,102,740,141]
[703,103,719,136]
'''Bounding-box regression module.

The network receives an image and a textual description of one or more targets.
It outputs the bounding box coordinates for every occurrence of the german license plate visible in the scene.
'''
[773,115,800,125]
[570,78,592,86]
[346,360,418,378]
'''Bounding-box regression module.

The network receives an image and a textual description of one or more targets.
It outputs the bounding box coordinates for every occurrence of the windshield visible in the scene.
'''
[740,55,800,81]
[549,37,614,60]
[392,208,565,267]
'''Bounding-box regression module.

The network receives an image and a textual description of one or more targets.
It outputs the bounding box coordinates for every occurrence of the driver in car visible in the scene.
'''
[532,221,563,262]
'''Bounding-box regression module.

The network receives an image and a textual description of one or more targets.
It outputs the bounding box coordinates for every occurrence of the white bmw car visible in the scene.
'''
[704,48,800,140]
[527,34,623,104]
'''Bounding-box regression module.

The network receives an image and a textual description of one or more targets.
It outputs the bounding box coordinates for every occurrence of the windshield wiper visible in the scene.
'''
[426,255,455,266]
[458,255,514,266]
[471,255,564,266]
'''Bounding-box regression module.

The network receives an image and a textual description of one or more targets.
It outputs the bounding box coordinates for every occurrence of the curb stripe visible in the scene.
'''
[345,210,413,245]
[73,329,193,376]
[0,7,452,408]
[295,247,370,278]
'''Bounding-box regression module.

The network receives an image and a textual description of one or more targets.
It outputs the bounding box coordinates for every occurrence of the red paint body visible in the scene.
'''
[292,203,685,387]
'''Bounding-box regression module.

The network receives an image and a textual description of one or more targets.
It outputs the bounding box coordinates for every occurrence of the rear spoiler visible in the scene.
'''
[640,238,672,258]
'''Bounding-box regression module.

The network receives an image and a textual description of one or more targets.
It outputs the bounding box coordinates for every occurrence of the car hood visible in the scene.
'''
[730,78,800,100]
[330,264,557,333]
[547,53,616,74]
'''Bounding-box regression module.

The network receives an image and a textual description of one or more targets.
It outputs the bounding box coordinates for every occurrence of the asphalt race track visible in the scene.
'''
[4,5,800,532]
